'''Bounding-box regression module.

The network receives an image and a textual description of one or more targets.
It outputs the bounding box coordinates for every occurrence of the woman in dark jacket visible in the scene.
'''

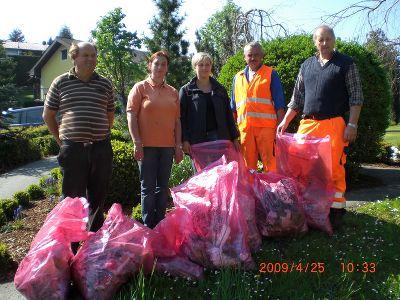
[179,52,240,156]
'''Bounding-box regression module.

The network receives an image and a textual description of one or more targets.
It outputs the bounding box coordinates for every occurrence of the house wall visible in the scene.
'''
[40,46,73,99]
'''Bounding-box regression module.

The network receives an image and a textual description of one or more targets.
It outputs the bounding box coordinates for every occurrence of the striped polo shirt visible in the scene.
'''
[45,68,115,142]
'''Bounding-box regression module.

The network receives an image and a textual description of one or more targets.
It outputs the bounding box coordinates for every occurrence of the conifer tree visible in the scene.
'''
[144,0,192,88]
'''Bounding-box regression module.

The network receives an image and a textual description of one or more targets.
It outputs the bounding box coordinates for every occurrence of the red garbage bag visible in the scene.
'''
[153,208,192,257]
[155,256,204,281]
[253,172,308,237]
[71,203,154,300]
[191,141,261,252]
[276,133,334,235]
[172,158,254,269]
[190,140,241,172]
[14,197,89,300]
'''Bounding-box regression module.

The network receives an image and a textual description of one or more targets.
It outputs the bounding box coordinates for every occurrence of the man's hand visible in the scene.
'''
[344,125,357,143]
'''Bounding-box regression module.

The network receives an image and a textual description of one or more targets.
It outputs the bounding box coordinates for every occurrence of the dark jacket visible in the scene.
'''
[179,76,239,144]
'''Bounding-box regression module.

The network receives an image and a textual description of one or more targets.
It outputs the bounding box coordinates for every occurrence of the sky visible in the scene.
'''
[1,0,399,53]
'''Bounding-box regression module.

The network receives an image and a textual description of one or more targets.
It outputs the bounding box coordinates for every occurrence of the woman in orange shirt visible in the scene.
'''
[127,51,183,228]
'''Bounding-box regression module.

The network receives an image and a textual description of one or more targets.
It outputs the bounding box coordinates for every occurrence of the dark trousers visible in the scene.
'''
[138,147,174,229]
[57,139,113,232]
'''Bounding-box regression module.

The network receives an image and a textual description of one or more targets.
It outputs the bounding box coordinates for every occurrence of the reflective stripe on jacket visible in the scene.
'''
[234,65,277,131]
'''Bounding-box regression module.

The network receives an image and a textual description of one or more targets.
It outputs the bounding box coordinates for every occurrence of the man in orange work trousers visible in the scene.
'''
[231,41,285,172]
[277,25,363,227]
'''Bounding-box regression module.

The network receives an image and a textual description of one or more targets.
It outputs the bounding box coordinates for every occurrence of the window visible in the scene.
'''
[61,49,68,60]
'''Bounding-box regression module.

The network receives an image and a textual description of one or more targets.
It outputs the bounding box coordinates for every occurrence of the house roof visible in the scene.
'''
[29,37,148,78]
[2,41,48,52]
[29,37,78,78]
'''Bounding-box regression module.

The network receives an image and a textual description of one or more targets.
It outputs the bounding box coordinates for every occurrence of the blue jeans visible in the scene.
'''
[137,147,174,228]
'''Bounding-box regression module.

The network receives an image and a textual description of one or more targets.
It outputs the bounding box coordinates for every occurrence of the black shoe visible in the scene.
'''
[329,208,346,229]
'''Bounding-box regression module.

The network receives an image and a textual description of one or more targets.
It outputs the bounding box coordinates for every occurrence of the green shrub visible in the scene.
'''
[26,184,45,200]
[13,191,30,207]
[131,203,142,222]
[107,140,140,205]
[218,35,391,180]
[0,208,6,226]
[0,130,41,171]
[21,125,49,139]
[0,243,12,269]
[0,198,18,220]
[112,114,131,141]
[32,135,59,156]
[169,155,193,187]
[50,167,63,196]
[111,128,127,142]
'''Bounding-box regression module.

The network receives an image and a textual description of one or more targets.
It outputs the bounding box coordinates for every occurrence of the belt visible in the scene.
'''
[302,114,341,121]
[61,137,110,146]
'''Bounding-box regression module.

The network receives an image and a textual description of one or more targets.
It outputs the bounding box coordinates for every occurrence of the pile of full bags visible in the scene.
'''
[14,197,89,300]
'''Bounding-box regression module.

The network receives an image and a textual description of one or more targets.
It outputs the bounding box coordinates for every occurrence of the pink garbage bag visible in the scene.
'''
[14,197,89,300]
[155,256,204,281]
[191,141,261,252]
[190,140,241,172]
[171,158,254,269]
[71,203,154,300]
[253,172,308,237]
[276,133,334,235]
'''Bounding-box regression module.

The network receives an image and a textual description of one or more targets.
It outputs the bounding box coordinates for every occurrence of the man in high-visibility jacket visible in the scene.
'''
[277,25,363,227]
[231,41,285,172]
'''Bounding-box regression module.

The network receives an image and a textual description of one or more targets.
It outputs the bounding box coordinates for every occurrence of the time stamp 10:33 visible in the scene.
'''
[259,262,377,273]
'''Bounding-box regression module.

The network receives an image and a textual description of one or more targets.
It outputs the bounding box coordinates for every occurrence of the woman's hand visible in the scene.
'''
[174,146,184,164]
[133,143,144,161]
[182,141,191,155]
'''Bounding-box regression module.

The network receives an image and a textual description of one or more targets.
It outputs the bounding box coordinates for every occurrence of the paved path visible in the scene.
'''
[0,156,58,199]
[0,160,399,299]
[346,164,400,207]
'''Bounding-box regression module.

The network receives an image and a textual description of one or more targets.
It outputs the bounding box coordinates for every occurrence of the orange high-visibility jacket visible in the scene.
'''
[234,65,277,132]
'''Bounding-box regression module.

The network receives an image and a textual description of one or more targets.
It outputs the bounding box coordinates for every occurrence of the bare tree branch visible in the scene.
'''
[233,9,288,52]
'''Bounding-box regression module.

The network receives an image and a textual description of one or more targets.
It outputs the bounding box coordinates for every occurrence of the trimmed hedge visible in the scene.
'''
[0,126,56,172]
[107,140,140,205]
[26,184,45,201]
[0,198,18,220]
[13,191,30,207]
[0,243,12,269]
[218,35,391,179]
[0,208,6,226]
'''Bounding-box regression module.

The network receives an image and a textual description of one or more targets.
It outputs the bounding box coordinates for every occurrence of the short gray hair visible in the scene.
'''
[191,52,213,69]
[313,25,336,41]
[243,41,264,55]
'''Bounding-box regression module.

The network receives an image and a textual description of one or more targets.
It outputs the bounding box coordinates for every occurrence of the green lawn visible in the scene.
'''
[111,198,400,300]
[384,124,400,146]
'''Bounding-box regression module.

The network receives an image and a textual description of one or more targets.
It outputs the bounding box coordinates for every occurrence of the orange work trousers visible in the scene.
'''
[297,117,347,208]
[240,127,276,172]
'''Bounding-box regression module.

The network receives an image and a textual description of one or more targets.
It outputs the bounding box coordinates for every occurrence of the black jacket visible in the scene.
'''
[179,76,239,144]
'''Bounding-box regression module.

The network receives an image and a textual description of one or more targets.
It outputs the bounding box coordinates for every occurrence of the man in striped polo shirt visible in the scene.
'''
[43,41,115,233]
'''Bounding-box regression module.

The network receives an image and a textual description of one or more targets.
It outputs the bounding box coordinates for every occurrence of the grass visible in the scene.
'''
[111,198,400,300]
[384,124,400,146]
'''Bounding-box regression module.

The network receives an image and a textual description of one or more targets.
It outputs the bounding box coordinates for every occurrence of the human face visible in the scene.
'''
[150,56,168,81]
[244,46,263,71]
[195,58,212,80]
[314,28,335,58]
[74,43,97,74]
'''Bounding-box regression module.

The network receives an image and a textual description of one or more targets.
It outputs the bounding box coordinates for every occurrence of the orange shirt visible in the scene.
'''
[127,78,179,147]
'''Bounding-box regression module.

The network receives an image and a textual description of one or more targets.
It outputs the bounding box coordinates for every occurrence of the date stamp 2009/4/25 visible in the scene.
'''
[259,262,377,274]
